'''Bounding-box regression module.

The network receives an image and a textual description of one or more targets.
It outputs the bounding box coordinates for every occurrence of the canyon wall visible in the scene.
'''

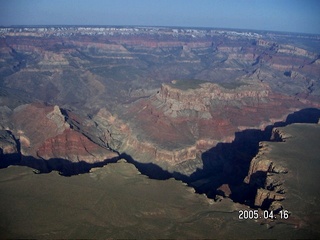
[0,26,320,177]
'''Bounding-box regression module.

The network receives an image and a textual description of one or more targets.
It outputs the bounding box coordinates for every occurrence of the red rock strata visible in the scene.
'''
[37,128,117,163]
[116,80,319,171]
[10,103,117,162]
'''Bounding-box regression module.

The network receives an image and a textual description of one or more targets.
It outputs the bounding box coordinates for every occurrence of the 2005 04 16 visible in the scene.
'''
[238,210,290,220]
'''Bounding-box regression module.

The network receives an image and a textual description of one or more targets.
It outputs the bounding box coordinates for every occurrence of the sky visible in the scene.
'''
[0,0,320,34]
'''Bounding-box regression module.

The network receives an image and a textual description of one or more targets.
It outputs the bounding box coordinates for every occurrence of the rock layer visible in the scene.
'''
[3,103,117,164]
[0,26,320,177]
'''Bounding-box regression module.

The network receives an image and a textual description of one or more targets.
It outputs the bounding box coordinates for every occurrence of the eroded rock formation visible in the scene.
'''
[0,26,319,187]
[2,103,117,165]
[244,128,292,210]
[0,130,18,155]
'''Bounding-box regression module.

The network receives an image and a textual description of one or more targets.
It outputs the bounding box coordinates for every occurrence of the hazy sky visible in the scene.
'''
[1,0,320,34]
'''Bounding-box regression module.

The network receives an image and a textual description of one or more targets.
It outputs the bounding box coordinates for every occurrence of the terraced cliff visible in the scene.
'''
[0,26,320,199]
[244,122,320,230]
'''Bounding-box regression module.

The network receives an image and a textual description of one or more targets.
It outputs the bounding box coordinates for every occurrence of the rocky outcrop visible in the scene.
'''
[46,105,70,134]
[278,44,318,59]
[156,80,270,119]
[92,108,130,150]
[254,188,285,207]
[92,107,200,170]
[0,130,18,155]
[270,127,292,141]
[241,122,320,231]
[114,75,318,172]
[245,137,288,210]
[12,104,64,156]
[245,142,288,183]
[2,103,117,164]
[37,128,118,163]
[38,51,69,65]
[124,136,198,168]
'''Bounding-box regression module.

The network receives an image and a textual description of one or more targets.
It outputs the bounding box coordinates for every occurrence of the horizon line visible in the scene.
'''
[0,24,319,36]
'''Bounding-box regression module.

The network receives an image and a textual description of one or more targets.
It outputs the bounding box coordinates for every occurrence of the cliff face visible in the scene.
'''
[2,103,117,164]
[157,80,270,119]
[244,129,291,210]
[244,122,320,223]
[245,160,286,210]
[91,107,199,169]
[111,76,318,173]
[36,128,117,163]
[0,130,18,155]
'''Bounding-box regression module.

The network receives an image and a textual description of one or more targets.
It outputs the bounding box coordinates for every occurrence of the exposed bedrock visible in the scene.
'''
[1,100,320,210]
[63,104,320,202]
[243,141,288,210]
[0,132,25,169]
[0,103,119,172]
[102,78,319,176]
[243,119,320,212]
[156,80,270,119]
[41,80,319,178]
[0,130,19,158]
[86,108,320,209]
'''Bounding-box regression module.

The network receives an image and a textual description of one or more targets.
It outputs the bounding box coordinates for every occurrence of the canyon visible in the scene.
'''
[1,122,319,238]
[0,26,320,237]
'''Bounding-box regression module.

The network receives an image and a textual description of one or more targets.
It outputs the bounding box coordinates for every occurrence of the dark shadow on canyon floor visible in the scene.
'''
[173,107,320,206]
[119,153,173,180]
[0,154,120,176]
[1,108,320,207]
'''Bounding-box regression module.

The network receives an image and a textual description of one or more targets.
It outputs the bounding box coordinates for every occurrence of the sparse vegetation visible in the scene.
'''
[168,79,209,90]
[168,79,247,90]
[217,81,248,89]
